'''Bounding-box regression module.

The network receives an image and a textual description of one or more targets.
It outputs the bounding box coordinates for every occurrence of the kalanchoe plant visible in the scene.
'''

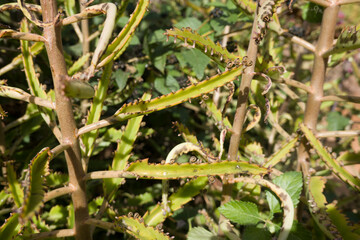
[0,0,360,239]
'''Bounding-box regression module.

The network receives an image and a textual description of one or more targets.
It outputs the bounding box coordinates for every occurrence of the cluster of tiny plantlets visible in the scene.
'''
[0,0,360,239]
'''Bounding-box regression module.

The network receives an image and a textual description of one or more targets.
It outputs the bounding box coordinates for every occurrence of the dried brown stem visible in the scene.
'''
[26,229,75,240]
[220,0,263,233]
[0,30,46,42]
[40,0,91,239]
[84,171,135,180]
[80,0,90,68]
[272,78,312,93]
[44,186,74,202]
[224,1,261,202]
[316,130,360,138]
[84,218,116,232]
[281,32,316,52]
[77,116,118,136]
[321,95,360,103]
[297,5,339,176]
[50,143,71,158]
[337,0,360,4]
[0,85,55,109]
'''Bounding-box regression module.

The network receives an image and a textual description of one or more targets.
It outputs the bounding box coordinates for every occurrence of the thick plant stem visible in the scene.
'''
[40,1,91,239]
[222,1,260,204]
[80,0,90,67]
[297,5,339,177]
[219,1,261,233]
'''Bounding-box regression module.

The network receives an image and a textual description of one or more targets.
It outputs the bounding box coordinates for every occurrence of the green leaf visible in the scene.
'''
[287,221,312,240]
[231,0,256,15]
[21,148,51,221]
[264,136,299,168]
[47,205,68,223]
[165,27,240,68]
[67,53,91,76]
[64,79,95,99]
[113,69,130,91]
[326,111,350,131]
[124,159,267,179]
[325,26,360,57]
[64,0,77,16]
[104,93,150,198]
[243,226,271,240]
[301,124,360,191]
[82,62,113,157]
[88,197,104,215]
[152,47,168,73]
[301,3,324,23]
[148,29,167,44]
[337,152,360,165]
[0,190,10,208]
[113,64,245,121]
[99,0,150,66]
[265,172,303,214]
[174,17,202,30]
[326,203,360,240]
[128,192,154,206]
[218,200,263,225]
[67,203,75,229]
[154,75,180,95]
[144,177,208,226]
[0,213,21,240]
[6,163,23,208]
[89,216,171,239]
[45,172,69,188]
[307,176,342,239]
[181,48,210,79]
[187,227,217,240]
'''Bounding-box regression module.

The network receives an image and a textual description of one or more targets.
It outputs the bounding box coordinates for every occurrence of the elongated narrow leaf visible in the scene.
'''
[123,159,267,179]
[99,0,150,67]
[308,176,342,239]
[82,62,113,157]
[20,20,47,100]
[0,213,21,240]
[165,27,241,67]
[68,53,91,76]
[77,66,246,137]
[301,124,360,191]
[264,136,298,168]
[6,163,23,208]
[20,19,58,136]
[103,94,150,197]
[115,65,244,118]
[326,203,360,240]
[21,148,51,221]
